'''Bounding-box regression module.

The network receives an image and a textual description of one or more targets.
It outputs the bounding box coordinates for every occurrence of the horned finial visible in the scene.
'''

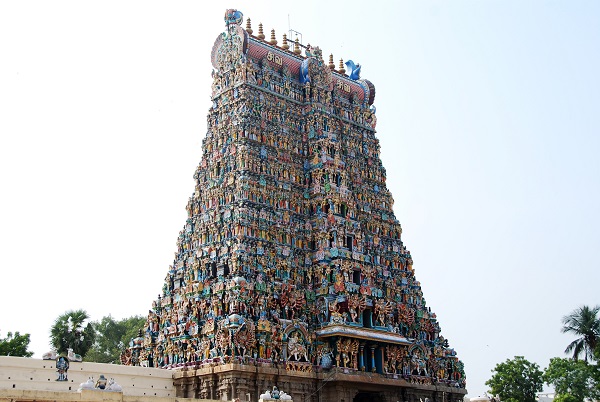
[293,38,301,55]
[338,58,346,74]
[328,54,335,70]
[245,18,253,35]
[270,29,277,45]
[282,34,289,51]
[258,23,265,40]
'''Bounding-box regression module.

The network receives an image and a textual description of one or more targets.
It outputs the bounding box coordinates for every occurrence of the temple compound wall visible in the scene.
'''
[0,356,174,397]
[121,9,467,402]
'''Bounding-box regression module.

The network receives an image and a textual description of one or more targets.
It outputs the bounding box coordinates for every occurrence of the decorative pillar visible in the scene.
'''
[283,340,288,361]
[370,345,376,372]
[187,377,199,398]
[209,379,215,400]
[359,343,365,371]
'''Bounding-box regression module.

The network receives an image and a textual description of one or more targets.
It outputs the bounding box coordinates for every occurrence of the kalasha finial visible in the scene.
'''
[338,58,346,74]
[258,23,265,40]
[282,34,289,51]
[293,38,301,55]
[329,54,335,70]
[245,18,253,35]
[270,29,277,45]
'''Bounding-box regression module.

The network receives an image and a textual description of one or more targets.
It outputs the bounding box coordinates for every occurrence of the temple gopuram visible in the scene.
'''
[123,9,466,402]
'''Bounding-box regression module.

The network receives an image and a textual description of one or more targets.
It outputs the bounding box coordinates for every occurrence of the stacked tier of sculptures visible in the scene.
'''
[123,9,465,390]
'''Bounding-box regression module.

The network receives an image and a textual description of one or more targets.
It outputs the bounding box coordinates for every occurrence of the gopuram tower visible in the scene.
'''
[124,9,466,402]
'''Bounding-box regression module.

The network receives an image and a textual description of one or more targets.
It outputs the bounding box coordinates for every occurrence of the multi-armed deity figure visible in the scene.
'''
[123,9,466,402]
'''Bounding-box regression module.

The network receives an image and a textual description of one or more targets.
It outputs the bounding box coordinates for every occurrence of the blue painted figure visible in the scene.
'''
[55,356,69,381]
[345,60,361,80]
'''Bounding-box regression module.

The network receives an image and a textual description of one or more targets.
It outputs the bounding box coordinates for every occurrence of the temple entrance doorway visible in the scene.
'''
[353,391,385,402]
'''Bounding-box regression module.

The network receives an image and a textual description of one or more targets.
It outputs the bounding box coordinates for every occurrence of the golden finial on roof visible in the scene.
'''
[338,58,346,74]
[245,18,253,35]
[258,23,265,40]
[328,54,335,70]
[293,38,301,55]
[282,33,289,51]
[269,29,277,45]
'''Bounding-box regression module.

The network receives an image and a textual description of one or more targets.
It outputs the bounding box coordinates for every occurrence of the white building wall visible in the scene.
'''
[0,356,175,397]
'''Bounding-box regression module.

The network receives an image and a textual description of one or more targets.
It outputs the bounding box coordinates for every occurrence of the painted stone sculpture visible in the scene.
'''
[123,8,466,399]
[55,356,69,381]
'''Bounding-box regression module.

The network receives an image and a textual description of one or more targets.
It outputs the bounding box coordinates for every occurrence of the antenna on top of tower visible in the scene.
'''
[288,14,303,47]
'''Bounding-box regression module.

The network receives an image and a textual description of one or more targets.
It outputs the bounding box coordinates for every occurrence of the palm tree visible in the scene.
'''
[561,305,600,362]
[50,309,96,358]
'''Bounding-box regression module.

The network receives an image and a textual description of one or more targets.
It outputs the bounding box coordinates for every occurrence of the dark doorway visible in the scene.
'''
[354,392,385,402]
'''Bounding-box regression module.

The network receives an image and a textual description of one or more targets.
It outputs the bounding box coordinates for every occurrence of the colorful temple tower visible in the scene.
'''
[124,9,466,402]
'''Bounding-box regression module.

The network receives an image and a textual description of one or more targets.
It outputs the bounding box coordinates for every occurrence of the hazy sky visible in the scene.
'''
[1,1,599,398]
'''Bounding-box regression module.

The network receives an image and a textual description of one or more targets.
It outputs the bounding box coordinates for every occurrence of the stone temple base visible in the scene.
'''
[173,363,467,402]
[258,400,292,402]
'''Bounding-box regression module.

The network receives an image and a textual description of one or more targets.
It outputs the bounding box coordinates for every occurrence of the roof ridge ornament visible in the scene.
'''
[224,9,243,27]
[345,60,361,80]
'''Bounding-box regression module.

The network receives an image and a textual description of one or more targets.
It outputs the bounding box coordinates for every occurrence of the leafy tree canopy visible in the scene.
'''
[485,356,543,402]
[0,331,33,357]
[562,305,600,362]
[86,315,146,364]
[544,357,599,401]
[553,395,580,402]
[50,309,96,358]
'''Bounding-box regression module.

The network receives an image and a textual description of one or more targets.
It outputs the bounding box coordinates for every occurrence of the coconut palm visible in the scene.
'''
[561,305,600,362]
[50,309,95,358]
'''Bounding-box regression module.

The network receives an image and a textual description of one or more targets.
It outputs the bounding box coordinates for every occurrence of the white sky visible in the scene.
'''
[1,1,599,398]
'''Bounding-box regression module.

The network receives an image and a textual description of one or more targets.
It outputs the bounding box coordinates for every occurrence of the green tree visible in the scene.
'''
[544,357,598,401]
[553,395,580,402]
[85,315,146,363]
[0,331,33,357]
[591,347,600,399]
[50,309,95,358]
[485,356,543,402]
[562,305,600,362]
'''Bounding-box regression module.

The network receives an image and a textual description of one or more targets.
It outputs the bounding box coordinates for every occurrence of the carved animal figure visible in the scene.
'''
[78,377,94,391]
[67,348,82,362]
[106,378,122,392]
[345,60,361,80]
[42,350,57,360]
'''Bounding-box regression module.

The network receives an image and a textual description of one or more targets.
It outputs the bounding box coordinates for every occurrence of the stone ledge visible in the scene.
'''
[0,389,218,402]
